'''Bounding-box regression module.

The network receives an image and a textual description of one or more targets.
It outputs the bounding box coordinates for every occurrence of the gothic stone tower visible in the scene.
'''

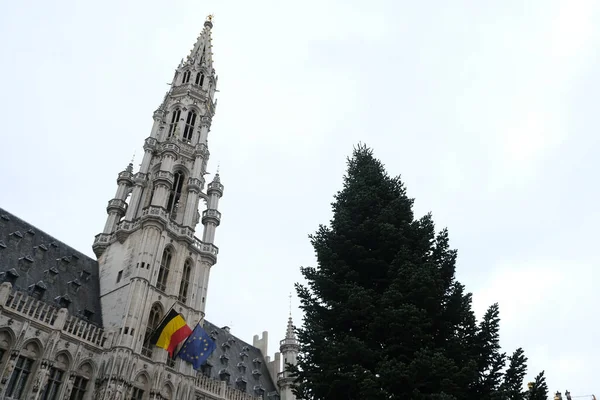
[91,15,223,398]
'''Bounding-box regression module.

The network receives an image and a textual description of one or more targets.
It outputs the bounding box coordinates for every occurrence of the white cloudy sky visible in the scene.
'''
[1,0,599,395]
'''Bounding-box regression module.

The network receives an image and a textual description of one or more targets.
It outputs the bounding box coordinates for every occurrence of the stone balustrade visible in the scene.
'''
[0,285,108,349]
[195,374,262,400]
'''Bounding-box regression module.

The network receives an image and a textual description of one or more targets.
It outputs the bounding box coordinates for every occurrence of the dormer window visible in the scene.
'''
[242,346,250,352]
[68,279,82,293]
[200,362,212,377]
[237,362,246,372]
[235,377,247,391]
[252,369,262,378]
[252,357,262,365]
[1,268,20,285]
[28,281,47,300]
[56,295,72,309]
[82,309,94,321]
[80,270,91,281]
[254,385,265,396]
[239,352,248,360]
[218,369,230,382]
[220,354,229,364]
[221,341,230,350]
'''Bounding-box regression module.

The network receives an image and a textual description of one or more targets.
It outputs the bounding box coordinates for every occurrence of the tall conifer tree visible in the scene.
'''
[291,145,548,400]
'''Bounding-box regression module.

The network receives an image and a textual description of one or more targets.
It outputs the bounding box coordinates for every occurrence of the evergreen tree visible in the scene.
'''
[528,371,549,400]
[291,145,547,400]
[500,348,528,399]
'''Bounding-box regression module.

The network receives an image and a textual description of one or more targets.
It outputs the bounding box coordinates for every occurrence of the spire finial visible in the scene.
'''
[289,292,292,316]
[216,163,220,175]
[204,14,214,29]
[130,151,136,165]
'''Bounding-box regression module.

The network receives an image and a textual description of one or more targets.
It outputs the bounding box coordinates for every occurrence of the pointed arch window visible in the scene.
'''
[156,248,172,292]
[195,73,205,87]
[178,259,192,303]
[142,303,163,357]
[182,70,191,84]
[168,108,181,137]
[167,172,184,215]
[183,110,197,142]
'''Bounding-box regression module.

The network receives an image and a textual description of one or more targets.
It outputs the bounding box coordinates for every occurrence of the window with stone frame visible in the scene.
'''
[167,354,176,368]
[0,329,10,368]
[41,352,70,400]
[6,355,34,398]
[131,387,144,400]
[142,303,163,358]
[69,361,93,400]
[166,172,185,216]
[130,373,149,400]
[195,72,205,87]
[69,375,88,400]
[182,70,191,84]
[168,108,182,137]
[178,259,192,303]
[42,367,64,400]
[6,340,40,398]
[156,248,173,292]
[183,110,197,142]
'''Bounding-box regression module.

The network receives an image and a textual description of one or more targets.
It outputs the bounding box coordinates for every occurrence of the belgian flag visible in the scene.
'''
[149,309,193,357]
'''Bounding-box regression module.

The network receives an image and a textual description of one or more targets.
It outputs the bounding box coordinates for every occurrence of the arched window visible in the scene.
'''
[42,352,69,400]
[195,72,205,87]
[167,172,184,215]
[130,373,149,399]
[6,340,40,399]
[183,110,197,142]
[182,70,191,84]
[178,259,192,303]
[0,330,12,371]
[168,108,181,137]
[70,361,93,400]
[142,303,163,357]
[156,248,172,292]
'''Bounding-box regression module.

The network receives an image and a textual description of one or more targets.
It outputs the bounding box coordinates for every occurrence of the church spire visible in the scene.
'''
[187,15,216,72]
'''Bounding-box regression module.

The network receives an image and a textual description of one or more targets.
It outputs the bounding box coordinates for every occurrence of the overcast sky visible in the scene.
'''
[1,0,599,396]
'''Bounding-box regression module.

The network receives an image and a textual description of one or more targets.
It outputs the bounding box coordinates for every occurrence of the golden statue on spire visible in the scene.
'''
[206,14,214,22]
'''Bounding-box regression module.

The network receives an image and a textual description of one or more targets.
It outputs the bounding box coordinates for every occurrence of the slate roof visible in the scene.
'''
[202,320,279,399]
[0,208,103,326]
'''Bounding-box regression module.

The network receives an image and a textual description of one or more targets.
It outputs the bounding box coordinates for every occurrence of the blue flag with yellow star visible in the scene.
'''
[176,323,216,370]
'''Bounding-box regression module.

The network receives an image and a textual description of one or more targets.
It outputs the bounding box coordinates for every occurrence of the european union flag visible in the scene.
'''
[177,323,216,370]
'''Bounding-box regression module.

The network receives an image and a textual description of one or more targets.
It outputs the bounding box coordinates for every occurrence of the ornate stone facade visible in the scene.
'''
[0,16,295,400]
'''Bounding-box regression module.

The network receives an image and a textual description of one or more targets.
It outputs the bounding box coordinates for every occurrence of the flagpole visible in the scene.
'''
[147,302,177,342]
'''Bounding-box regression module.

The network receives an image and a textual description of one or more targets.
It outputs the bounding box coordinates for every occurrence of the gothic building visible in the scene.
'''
[0,16,298,400]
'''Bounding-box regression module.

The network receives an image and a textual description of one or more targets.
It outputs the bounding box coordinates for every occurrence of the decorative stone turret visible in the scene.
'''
[278,296,299,400]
